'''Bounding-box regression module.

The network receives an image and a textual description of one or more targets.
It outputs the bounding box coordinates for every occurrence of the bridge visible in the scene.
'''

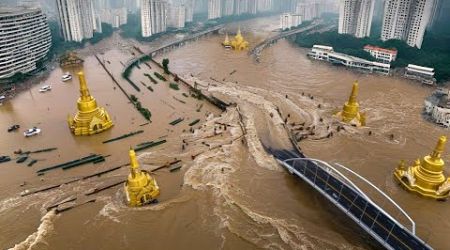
[249,20,323,59]
[270,148,432,250]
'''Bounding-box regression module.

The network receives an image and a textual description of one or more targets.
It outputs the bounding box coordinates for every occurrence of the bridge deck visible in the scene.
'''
[271,149,432,250]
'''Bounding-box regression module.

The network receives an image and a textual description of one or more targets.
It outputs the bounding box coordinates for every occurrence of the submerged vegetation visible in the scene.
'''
[154,72,167,81]
[130,95,152,120]
[295,29,450,83]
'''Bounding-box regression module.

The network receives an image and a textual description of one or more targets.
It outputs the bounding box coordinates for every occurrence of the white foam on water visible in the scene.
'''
[9,210,57,250]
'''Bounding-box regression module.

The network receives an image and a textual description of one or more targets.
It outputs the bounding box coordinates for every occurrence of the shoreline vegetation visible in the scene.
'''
[294,28,450,84]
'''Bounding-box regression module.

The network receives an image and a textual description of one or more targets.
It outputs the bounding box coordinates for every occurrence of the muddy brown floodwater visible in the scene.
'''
[1,16,449,250]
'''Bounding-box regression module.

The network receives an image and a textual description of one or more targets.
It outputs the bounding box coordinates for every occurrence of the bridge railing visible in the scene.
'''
[280,157,432,250]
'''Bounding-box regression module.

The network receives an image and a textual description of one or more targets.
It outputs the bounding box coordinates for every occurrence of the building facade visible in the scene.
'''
[208,0,222,19]
[338,0,375,38]
[381,0,433,48]
[280,13,302,30]
[424,89,450,128]
[56,0,96,42]
[141,0,168,37]
[0,7,51,79]
[168,4,186,28]
[235,0,249,15]
[222,0,234,16]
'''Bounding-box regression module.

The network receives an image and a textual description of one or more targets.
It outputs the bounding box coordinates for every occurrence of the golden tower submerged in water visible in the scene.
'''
[335,81,366,126]
[68,71,113,136]
[223,28,249,51]
[124,148,160,207]
[394,136,450,200]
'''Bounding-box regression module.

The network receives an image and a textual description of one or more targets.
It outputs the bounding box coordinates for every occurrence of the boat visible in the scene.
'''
[0,95,5,101]
[7,124,20,132]
[39,85,52,92]
[24,127,41,137]
[16,156,28,163]
[61,73,72,82]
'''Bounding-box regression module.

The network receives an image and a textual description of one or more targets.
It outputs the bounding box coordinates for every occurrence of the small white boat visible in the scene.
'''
[0,95,5,101]
[24,127,41,137]
[61,73,72,82]
[39,85,52,92]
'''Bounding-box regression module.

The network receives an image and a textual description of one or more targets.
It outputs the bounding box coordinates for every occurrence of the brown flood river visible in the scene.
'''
[0,16,449,250]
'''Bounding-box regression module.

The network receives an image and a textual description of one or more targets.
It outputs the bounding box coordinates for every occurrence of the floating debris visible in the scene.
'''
[134,140,167,152]
[169,118,184,126]
[189,119,200,126]
[37,154,104,173]
[0,156,11,164]
[56,198,96,214]
[85,181,125,196]
[102,130,144,144]
[16,156,28,163]
[27,159,38,167]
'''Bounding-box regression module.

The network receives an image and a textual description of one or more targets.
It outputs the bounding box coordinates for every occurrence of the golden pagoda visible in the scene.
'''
[68,71,113,136]
[335,81,366,126]
[228,27,249,51]
[394,136,450,200]
[222,33,232,49]
[124,148,160,206]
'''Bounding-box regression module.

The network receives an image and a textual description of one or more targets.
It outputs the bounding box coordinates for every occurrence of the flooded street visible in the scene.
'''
[1,16,449,249]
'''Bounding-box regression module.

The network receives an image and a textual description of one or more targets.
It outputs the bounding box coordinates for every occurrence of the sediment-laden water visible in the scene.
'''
[1,16,448,250]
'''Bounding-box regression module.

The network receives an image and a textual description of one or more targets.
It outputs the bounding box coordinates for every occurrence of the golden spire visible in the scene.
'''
[348,81,358,104]
[78,71,92,101]
[129,148,139,178]
[431,136,447,159]
[237,26,241,36]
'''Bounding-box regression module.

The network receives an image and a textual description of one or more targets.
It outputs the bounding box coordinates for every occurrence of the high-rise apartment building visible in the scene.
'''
[141,0,168,37]
[0,7,51,79]
[280,12,302,30]
[381,0,433,48]
[56,0,96,42]
[235,0,249,15]
[222,0,235,16]
[183,0,194,22]
[338,0,374,38]
[168,4,186,28]
[256,0,272,13]
[208,0,221,19]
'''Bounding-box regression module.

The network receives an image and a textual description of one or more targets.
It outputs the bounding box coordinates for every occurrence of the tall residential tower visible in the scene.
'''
[381,0,434,48]
[141,0,168,37]
[338,0,375,38]
[56,0,96,42]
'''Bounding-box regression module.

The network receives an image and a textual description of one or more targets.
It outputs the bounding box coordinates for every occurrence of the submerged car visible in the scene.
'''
[7,124,20,132]
[39,85,52,92]
[61,73,72,82]
[24,127,41,137]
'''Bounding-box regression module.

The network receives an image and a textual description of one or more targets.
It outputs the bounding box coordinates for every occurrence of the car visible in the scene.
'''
[39,85,52,92]
[61,73,72,82]
[24,127,41,137]
[7,124,20,132]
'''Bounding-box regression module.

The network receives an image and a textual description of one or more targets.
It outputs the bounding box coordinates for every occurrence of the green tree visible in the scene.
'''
[162,58,170,74]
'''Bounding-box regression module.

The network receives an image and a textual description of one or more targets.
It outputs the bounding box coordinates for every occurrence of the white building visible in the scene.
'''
[308,45,391,75]
[363,45,397,63]
[0,7,51,79]
[235,0,249,15]
[183,0,194,22]
[256,0,272,13]
[424,89,450,128]
[99,8,127,28]
[248,0,258,14]
[168,4,186,28]
[404,64,436,85]
[56,0,96,42]
[280,13,302,30]
[141,0,168,37]
[222,0,234,16]
[208,0,222,19]
[381,0,433,49]
[296,2,318,21]
[338,0,375,38]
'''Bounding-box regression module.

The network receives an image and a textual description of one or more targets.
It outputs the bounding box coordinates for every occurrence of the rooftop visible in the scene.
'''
[0,6,41,16]
[364,45,398,55]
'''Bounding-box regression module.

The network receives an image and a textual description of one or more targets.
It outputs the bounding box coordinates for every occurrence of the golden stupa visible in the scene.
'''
[394,136,450,200]
[223,28,249,51]
[68,71,113,136]
[335,81,366,126]
[222,33,232,48]
[124,148,160,206]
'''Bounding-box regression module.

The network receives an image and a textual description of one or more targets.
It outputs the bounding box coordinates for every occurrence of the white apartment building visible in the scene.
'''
[256,0,272,13]
[248,0,258,14]
[338,0,375,38]
[183,0,194,22]
[222,0,234,16]
[141,0,168,37]
[280,13,302,30]
[208,0,222,19]
[235,0,249,15]
[99,8,127,28]
[296,2,318,21]
[0,7,51,79]
[168,4,186,28]
[381,0,433,48]
[363,45,398,63]
[56,0,96,42]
